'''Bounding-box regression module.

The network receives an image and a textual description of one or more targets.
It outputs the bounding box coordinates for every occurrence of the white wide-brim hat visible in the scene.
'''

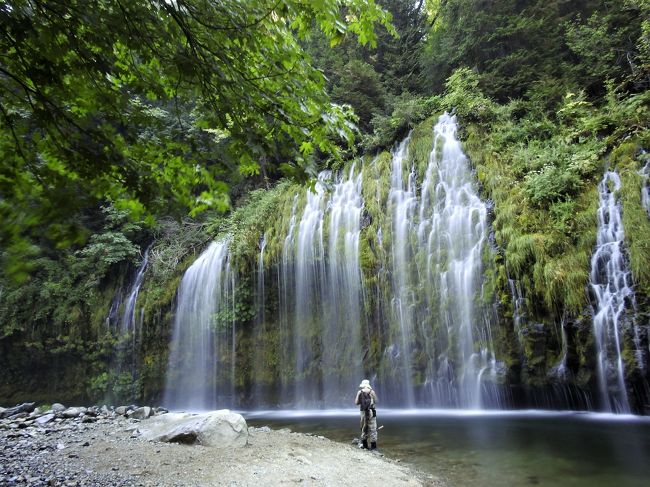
[359,379,371,389]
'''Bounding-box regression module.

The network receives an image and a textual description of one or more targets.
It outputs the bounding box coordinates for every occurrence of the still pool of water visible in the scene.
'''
[243,410,650,487]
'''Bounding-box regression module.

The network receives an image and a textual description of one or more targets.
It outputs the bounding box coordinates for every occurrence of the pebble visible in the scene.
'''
[0,403,164,486]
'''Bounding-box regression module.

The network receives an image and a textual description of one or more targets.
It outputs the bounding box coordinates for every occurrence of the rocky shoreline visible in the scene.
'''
[0,403,444,486]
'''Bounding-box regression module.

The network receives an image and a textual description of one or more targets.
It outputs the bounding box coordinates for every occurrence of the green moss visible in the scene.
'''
[613,138,650,297]
[408,115,436,178]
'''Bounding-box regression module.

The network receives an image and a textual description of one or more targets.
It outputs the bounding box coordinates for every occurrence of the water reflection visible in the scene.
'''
[244,410,650,487]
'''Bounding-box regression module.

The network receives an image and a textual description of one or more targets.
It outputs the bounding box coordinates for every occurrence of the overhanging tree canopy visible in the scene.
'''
[0,0,392,277]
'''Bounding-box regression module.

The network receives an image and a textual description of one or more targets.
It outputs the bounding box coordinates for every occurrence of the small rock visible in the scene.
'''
[62,407,86,419]
[35,414,55,425]
[51,403,66,413]
[128,406,152,420]
[56,442,65,450]
[115,406,128,416]
[29,407,43,417]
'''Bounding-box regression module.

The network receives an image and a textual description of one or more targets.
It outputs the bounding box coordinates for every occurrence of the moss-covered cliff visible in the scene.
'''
[2,90,649,411]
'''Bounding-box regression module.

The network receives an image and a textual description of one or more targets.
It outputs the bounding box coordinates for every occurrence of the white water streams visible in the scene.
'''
[158,115,507,410]
[293,173,328,405]
[382,113,500,408]
[508,278,526,352]
[252,235,267,404]
[120,245,151,339]
[641,160,650,217]
[387,134,417,407]
[163,241,235,410]
[106,246,151,399]
[419,114,497,408]
[277,168,365,406]
[549,315,570,381]
[324,164,364,403]
[589,172,635,413]
[278,196,299,402]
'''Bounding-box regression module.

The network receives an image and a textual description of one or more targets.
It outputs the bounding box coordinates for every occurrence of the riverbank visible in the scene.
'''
[0,408,444,486]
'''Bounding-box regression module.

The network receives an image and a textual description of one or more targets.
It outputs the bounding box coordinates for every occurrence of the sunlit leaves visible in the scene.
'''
[0,0,391,275]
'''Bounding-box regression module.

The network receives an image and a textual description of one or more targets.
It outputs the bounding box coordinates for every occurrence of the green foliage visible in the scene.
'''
[0,205,144,338]
[87,372,109,400]
[441,68,497,122]
[364,94,440,151]
[205,180,298,270]
[0,0,393,275]
[422,0,648,101]
[331,60,387,131]
[612,137,650,296]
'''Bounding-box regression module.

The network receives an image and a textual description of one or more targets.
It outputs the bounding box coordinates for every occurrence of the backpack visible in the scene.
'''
[359,390,372,412]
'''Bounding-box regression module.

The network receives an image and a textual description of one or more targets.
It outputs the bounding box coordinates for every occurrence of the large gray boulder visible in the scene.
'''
[51,403,66,413]
[139,410,248,448]
[128,406,152,420]
[62,407,86,418]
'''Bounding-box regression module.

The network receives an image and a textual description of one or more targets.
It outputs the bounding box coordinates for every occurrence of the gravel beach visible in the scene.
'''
[0,405,445,486]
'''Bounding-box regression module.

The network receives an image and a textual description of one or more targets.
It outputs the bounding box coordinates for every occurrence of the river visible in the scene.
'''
[245,409,650,487]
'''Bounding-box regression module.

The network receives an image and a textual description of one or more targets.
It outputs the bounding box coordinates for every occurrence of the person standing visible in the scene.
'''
[354,379,378,450]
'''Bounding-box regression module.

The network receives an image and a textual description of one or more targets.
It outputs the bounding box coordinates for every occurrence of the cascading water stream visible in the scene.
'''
[293,173,328,405]
[418,114,497,409]
[387,134,417,407]
[508,278,526,352]
[163,241,235,410]
[641,160,650,217]
[105,245,151,401]
[279,168,366,406]
[324,164,364,403]
[549,314,570,381]
[120,245,151,340]
[279,196,299,402]
[252,234,267,404]
[589,171,636,413]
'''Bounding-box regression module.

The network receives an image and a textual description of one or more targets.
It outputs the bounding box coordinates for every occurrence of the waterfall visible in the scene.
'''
[276,168,366,407]
[157,115,506,411]
[293,173,328,405]
[252,234,267,405]
[105,246,150,400]
[163,241,235,410]
[549,314,570,381]
[418,113,498,408]
[589,171,636,413]
[279,195,299,402]
[324,164,364,403]
[120,245,151,339]
[508,278,526,352]
[641,160,650,217]
[387,134,417,407]
[378,113,501,408]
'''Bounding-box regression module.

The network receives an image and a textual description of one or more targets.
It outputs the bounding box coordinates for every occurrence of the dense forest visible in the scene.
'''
[1,0,649,413]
